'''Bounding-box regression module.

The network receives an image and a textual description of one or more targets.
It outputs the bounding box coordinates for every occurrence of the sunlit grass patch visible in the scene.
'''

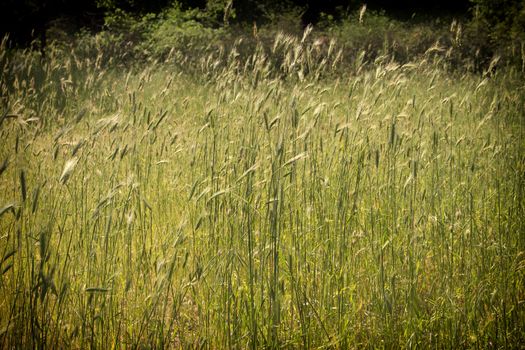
[0,33,524,348]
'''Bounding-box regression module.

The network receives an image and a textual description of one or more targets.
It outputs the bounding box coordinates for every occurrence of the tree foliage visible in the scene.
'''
[470,0,525,42]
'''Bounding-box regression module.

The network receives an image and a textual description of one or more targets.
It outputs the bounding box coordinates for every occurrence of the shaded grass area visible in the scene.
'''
[0,32,524,348]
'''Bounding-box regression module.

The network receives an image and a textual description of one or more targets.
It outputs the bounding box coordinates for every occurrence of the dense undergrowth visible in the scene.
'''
[31,2,525,74]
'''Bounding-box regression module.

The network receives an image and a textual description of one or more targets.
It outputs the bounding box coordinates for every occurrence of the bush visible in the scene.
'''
[319,10,454,66]
[467,0,525,68]
[470,0,525,42]
[142,4,223,60]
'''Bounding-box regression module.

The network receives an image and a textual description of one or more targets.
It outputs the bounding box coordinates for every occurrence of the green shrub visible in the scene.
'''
[142,4,223,60]
[320,10,454,67]
[470,0,525,42]
[467,0,525,68]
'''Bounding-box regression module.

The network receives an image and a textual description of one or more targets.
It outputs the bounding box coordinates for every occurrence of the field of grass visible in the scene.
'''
[0,32,524,348]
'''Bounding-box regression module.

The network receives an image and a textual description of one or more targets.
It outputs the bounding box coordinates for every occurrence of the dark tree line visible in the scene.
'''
[1,0,102,49]
[1,0,521,49]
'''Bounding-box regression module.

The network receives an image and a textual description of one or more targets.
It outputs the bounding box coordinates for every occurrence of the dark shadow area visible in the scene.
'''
[1,0,472,47]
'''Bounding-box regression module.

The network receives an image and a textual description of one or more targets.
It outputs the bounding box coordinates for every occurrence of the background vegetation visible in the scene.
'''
[1,0,524,71]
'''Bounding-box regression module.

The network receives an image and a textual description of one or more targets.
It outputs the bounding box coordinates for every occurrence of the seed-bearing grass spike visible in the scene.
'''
[19,170,26,202]
[59,157,78,185]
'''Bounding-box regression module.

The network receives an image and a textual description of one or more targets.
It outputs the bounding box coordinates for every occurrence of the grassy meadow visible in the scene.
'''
[0,29,524,348]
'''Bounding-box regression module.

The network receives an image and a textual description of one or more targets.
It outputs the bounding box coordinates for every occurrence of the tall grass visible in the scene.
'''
[0,31,524,348]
